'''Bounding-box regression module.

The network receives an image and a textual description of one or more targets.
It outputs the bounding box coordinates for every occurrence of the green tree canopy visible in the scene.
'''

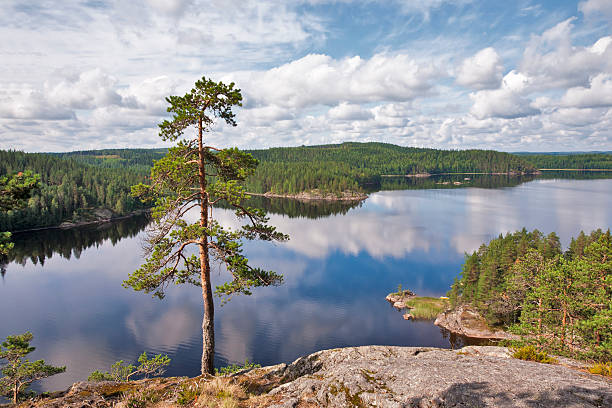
[0,332,65,404]
[124,77,287,375]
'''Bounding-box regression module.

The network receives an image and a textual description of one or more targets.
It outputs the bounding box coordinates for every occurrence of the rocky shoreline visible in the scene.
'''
[386,290,517,339]
[248,190,368,201]
[20,345,611,407]
[434,306,519,340]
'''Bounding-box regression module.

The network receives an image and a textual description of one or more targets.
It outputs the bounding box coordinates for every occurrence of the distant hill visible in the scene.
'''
[517,152,612,170]
[2,143,610,230]
[243,142,538,194]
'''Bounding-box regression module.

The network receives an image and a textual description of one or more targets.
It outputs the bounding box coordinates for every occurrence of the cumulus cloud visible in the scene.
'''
[579,0,612,19]
[0,88,75,120]
[521,19,612,90]
[456,47,504,89]
[46,69,126,110]
[235,53,441,109]
[328,102,374,121]
[469,71,539,119]
[561,74,612,108]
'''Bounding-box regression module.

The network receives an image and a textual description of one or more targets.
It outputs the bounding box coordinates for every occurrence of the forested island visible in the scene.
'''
[1,144,611,231]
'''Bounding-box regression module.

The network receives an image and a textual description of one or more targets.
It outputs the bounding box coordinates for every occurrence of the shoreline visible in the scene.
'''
[382,170,541,177]
[247,191,368,201]
[10,209,150,234]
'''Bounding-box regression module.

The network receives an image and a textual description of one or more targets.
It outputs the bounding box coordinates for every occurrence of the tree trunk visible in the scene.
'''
[197,116,215,375]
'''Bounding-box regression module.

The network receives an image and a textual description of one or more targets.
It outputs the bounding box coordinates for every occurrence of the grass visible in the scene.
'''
[588,362,612,377]
[403,297,447,320]
[511,346,557,364]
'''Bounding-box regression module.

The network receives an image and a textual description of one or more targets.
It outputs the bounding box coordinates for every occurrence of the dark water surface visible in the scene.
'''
[1,176,611,391]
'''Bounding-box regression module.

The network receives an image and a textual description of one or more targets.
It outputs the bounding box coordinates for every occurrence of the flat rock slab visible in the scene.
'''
[20,346,611,408]
[264,346,611,408]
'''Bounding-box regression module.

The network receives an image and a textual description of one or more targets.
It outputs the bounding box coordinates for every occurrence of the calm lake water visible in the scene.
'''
[1,175,611,392]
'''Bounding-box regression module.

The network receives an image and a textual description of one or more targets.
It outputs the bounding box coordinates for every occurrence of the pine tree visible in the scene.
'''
[0,332,65,404]
[124,77,287,375]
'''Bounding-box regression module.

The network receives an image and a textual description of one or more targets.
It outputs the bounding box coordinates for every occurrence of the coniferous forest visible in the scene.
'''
[448,229,612,361]
[0,150,149,231]
[1,143,611,231]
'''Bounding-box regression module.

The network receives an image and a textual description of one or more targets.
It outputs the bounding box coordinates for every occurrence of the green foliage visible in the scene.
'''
[451,229,612,361]
[177,383,199,405]
[519,152,612,170]
[404,297,447,320]
[0,150,149,232]
[124,76,286,375]
[243,142,539,195]
[214,360,261,376]
[0,170,40,211]
[87,352,171,382]
[588,362,612,377]
[0,170,40,255]
[0,332,65,403]
[511,346,557,364]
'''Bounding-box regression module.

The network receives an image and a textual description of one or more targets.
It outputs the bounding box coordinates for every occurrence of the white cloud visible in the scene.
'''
[456,47,504,90]
[579,0,612,19]
[521,19,612,90]
[469,71,539,119]
[561,74,612,108]
[0,87,75,120]
[233,53,441,110]
[328,102,374,121]
[46,69,126,110]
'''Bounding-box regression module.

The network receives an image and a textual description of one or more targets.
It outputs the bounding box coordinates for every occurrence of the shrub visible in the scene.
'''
[215,360,261,376]
[88,352,170,382]
[588,362,612,377]
[512,346,557,364]
[0,332,65,403]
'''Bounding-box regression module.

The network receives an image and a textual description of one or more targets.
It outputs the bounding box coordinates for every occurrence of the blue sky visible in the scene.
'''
[0,0,611,152]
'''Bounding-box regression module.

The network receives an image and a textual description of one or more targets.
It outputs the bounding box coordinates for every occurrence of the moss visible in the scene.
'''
[97,383,133,398]
[328,382,366,407]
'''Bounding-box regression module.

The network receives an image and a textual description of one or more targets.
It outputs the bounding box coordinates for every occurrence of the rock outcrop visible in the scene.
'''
[22,346,611,408]
[434,305,518,340]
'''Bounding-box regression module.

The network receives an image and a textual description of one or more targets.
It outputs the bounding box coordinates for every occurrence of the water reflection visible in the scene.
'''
[1,177,611,393]
[3,214,150,269]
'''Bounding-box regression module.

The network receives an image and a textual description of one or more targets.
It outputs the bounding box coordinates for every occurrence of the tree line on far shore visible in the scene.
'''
[1,145,611,231]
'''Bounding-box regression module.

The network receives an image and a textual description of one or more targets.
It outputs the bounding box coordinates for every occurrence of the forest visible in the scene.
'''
[0,150,149,231]
[448,229,611,361]
[243,142,539,194]
[518,152,612,169]
[1,145,611,231]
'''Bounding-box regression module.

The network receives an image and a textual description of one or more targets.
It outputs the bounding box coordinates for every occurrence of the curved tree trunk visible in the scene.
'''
[197,116,215,375]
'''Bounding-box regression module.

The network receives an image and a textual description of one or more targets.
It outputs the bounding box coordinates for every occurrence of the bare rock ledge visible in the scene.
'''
[23,346,611,408]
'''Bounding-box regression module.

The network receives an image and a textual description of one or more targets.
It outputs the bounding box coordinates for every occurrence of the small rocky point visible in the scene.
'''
[19,346,611,407]
[434,306,518,340]
[385,290,415,310]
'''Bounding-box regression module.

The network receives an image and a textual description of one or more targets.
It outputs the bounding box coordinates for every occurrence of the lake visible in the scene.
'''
[1,174,611,392]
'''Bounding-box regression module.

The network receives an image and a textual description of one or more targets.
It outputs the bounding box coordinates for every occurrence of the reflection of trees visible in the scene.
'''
[217,196,364,219]
[379,171,612,191]
[3,214,150,268]
[537,170,612,181]
[379,174,538,191]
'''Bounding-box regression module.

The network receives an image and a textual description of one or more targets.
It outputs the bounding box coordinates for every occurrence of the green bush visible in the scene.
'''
[512,346,557,364]
[88,352,170,382]
[588,362,612,377]
[215,360,261,376]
